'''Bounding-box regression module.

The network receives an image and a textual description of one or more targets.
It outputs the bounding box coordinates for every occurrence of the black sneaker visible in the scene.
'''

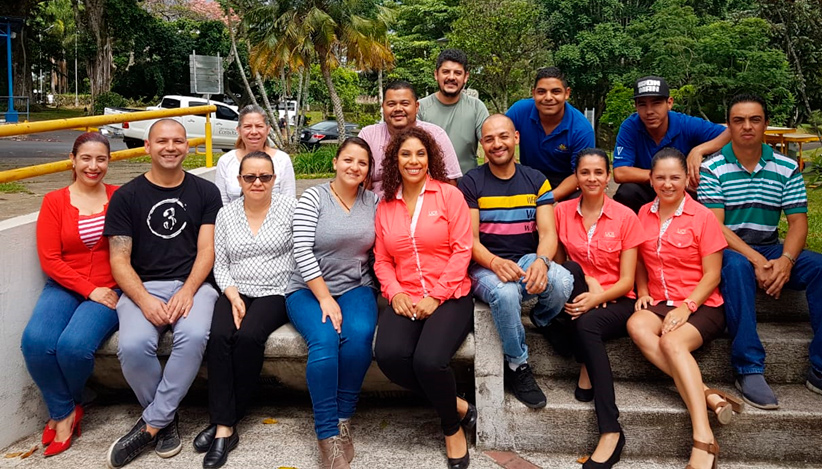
[155,413,182,458]
[106,418,156,468]
[504,363,547,409]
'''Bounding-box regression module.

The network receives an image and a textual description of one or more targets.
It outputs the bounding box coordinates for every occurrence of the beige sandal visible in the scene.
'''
[705,388,744,425]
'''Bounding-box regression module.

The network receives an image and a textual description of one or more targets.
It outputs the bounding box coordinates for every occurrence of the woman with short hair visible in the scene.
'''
[214,104,296,203]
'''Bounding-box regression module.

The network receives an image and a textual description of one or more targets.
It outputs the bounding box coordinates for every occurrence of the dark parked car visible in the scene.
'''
[300,120,360,150]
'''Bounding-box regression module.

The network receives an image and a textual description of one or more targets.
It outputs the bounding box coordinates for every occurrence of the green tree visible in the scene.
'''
[241,0,394,140]
[449,0,550,112]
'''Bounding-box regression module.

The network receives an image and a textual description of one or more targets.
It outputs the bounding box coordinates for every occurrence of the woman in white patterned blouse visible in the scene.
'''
[195,151,297,468]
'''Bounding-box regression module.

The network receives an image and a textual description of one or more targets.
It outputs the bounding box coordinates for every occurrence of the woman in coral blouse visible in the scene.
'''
[373,127,474,469]
[22,132,119,457]
[627,148,742,469]
[554,149,645,468]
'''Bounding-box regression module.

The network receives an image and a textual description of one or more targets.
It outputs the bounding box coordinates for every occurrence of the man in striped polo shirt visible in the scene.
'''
[699,94,822,409]
[459,114,574,409]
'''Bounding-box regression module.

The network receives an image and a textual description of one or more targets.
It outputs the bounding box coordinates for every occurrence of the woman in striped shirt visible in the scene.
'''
[22,132,120,457]
[285,138,378,469]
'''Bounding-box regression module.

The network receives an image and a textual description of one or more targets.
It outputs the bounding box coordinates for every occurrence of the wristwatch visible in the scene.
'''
[683,299,698,313]
[536,255,551,268]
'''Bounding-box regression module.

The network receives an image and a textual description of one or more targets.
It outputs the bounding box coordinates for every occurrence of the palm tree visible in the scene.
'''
[241,0,395,140]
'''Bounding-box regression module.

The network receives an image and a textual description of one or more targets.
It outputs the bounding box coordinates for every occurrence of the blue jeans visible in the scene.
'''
[21,279,119,420]
[469,253,573,366]
[721,245,822,375]
[286,286,378,440]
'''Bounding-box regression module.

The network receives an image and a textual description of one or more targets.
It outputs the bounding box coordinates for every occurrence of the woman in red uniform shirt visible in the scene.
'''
[373,126,474,469]
[627,148,741,469]
[21,132,119,457]
[554,149,645,468]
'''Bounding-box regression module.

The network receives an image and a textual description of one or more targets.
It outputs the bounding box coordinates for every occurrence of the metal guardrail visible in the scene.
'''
[0,105,217,183]
[0,96,29,122]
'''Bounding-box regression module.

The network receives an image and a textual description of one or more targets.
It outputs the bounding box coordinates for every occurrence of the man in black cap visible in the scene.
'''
[612,76,730,212]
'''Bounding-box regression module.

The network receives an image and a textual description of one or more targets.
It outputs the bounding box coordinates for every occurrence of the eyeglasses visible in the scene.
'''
[240,173,274,183]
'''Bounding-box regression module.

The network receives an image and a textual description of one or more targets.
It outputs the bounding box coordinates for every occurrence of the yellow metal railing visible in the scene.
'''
[0,105,217,183]
[0,138,206,184]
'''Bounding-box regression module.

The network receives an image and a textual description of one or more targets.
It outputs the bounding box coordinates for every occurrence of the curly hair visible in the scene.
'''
[381,126,449,201]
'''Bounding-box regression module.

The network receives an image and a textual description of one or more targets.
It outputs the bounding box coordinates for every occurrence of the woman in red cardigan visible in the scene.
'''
[21,132,119,457]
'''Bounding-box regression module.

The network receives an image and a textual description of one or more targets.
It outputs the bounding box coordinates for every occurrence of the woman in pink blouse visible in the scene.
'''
[627,148,741,469]
[373,127,474,469]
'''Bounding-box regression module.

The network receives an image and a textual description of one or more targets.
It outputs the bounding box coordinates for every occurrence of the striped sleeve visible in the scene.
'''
[782,165,808,215]
[698,159,724,208]
[536,179,554,206]
[292,187,323,283]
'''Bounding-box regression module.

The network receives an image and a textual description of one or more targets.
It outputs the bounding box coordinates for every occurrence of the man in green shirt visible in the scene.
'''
[418,49,490,176]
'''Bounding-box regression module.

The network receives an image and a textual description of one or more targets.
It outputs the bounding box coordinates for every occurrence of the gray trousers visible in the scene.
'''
[116,280,218,428]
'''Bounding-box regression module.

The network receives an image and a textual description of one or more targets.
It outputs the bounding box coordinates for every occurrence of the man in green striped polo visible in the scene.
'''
[698,93,822,409]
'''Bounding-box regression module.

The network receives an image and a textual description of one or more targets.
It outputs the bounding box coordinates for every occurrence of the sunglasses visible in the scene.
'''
[240,173,274,183]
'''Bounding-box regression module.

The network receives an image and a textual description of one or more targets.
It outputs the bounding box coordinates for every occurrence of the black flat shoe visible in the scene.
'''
[193,424,217,453]
[202,432,239,469]
[459,403,477,430]
[582,430,625,468]
[447,450,470,469]
[575,385,594,402]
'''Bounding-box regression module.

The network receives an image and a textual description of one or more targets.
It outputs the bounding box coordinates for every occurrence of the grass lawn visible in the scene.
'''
[0,182,32,194]
[27,108,86,122]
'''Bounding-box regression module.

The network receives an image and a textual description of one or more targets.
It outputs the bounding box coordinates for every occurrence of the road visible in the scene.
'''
[0,130,128,163]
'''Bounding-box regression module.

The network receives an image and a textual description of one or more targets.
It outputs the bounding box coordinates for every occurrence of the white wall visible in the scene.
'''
[0,167,215,449]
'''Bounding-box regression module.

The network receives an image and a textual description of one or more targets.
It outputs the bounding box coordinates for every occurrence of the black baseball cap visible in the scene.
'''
[633,76,670,99]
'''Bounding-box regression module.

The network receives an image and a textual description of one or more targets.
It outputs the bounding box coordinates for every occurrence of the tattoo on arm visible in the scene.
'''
[110,236,133,257]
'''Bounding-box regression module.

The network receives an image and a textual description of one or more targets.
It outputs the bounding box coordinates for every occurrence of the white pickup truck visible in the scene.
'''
[104,95,240,151]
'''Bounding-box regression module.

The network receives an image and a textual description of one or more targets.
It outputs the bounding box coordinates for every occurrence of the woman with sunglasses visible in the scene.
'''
[214,104,296,204]
[194,151,296,468]
[285,138,379,469]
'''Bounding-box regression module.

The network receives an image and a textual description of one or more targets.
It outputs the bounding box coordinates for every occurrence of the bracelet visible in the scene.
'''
[489,256,499,269]
[781,252,797,265]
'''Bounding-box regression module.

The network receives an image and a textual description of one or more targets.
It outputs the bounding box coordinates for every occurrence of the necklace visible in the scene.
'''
[329,181,352,211]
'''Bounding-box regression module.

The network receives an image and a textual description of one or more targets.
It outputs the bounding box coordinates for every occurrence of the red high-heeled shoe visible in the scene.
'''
[44,405,83,457]
[41,423,56,446]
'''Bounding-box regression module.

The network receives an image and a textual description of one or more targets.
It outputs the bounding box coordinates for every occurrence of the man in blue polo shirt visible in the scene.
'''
[506,67,595,202]
[613,76,730,213]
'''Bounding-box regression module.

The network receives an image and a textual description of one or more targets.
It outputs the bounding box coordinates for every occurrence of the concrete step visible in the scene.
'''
[524,322,814,385]
[495,377,822,463]
[516,451,822,468]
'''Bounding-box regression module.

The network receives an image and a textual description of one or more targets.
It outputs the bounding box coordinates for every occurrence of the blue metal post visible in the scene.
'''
[4,21,18,123]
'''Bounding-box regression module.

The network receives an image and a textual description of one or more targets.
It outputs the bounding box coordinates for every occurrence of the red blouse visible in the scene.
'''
[36,184,118,298]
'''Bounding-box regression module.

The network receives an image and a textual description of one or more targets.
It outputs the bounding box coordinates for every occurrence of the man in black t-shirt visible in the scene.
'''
[104,119,222,468]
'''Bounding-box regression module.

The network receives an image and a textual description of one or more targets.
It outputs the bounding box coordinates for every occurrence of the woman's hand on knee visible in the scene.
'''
[391,293,415,319]
[89,287,119,309]
[661,305,690,335]
[414,296,441,320]
[319,296,343,333]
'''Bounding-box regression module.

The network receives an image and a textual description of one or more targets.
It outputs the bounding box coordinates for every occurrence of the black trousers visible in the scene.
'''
[374,295,474,436]
[207,293,288,426]
[613,183,656,214]
[564,261,635,434]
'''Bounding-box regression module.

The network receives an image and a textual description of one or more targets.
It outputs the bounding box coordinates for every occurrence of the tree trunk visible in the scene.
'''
[319,54,346,141]
[80,0,112,99]
[294,69,305,146]
[229,22,258,107]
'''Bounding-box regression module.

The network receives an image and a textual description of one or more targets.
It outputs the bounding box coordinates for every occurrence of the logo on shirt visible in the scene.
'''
[147,198,188,240]
[616,147,624,156]
[676,228,687,235]
[604,232,615,238]
[557,144,568,152]
[428,210,439,217]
